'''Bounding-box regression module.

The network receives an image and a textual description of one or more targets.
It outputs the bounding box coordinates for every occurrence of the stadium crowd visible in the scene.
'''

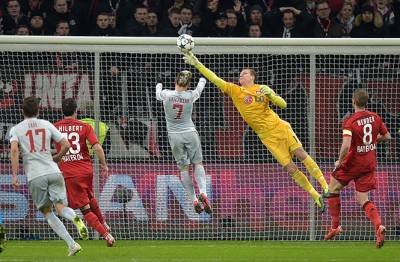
[0,0,399,37]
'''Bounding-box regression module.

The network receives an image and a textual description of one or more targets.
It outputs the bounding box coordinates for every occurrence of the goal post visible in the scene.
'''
[0,36,399,241]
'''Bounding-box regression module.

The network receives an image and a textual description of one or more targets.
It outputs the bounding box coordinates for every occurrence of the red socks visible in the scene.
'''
[90,198,105,224]
[363,201,382,231]
[328,194,341,229]
[83,211,107,237]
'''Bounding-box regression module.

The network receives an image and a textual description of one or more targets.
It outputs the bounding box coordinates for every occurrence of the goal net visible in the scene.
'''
[0,37,399,241]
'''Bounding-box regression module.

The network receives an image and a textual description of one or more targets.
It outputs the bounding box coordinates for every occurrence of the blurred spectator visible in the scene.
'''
[124,5,149,36]
[391,0,400,36]
[15,24,30,35]
[226,8,246,37]
[313,0,344,37]
[29,11,45,35]
[334,2,355,36]
[178,5,199,36]
[90,12,115,36]
[159,7,180,36]
[247,4,270,37]
[54,19,70,36]
[269,7,310,37]
[248,23,262,37]
[305,0,317,16]
[328,0,345,15]
[3,0,29,35]
[210,11,230,37]
[91,0,131,35]
[25,0,49,18]
[45,0,80,35]
[375,0,395,26]
[350,4,387,37]
[146,11,160,36]
[196,0,222,36]
[108,12,122,35]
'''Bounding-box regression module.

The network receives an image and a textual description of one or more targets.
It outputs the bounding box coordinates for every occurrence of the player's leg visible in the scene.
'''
[324,176,344,240]
[80,204,115,247]
[189,132,211,214]
[89,197,110,231]
[0,211,5,253]
[355,173,384,248]
[284,162,325,213]
[29,175,80,255]
[169,133,202,213]
[294,148,329,196]
[49,174,88,240]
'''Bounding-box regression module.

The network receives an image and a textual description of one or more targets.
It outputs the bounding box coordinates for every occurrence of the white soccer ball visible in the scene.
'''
[177,34,195,52]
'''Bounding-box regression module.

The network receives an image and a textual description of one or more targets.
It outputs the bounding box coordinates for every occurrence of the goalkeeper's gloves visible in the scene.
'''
[183,51,200,66]
[260,85,273,97]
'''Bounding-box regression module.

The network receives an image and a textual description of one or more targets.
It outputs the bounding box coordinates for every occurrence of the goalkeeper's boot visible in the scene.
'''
[73,216,89,240]
[0,225,5,253]
[376,225,386,248]
[193,199,203,214]
[315,196,326,213]
[105,233,115,247]
[324,226,342,240]
[322,188,330,198]
[68,242,82,256]
[198,193,212,214]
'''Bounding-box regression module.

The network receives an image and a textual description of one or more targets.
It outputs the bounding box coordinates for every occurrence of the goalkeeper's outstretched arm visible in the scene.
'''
[183,52,226,90]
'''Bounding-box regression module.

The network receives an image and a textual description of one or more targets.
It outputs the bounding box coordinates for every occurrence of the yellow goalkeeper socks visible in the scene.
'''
[290,169,320,202]
[302,156,329,192]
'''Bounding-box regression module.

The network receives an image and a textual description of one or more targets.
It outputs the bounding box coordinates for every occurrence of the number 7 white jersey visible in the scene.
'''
[156,78,206,134]
[9,118,64,181]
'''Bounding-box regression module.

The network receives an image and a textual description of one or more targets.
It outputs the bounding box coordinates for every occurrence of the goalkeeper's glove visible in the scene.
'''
[260,85,273,97]
[183,51,200,66]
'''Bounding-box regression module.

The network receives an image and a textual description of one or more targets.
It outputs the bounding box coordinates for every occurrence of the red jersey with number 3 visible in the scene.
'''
[341,110,388,173]
[54,119,98,178]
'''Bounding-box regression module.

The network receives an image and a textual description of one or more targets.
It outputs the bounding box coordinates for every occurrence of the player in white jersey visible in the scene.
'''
[9,97,89,256]
[156,71,211,214]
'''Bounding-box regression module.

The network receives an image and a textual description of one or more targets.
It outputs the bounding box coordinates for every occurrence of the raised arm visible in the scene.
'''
[192,77,207,101]
[183,52,226,90]
[155,83,164,101]
[260,85,287,109]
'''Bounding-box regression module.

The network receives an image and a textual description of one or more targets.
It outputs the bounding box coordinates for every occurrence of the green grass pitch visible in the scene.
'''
[1,240,400,262]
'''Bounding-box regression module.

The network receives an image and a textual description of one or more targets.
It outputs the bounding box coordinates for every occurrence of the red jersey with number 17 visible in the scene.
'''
[340,110,388,173]
[54,119,99,178]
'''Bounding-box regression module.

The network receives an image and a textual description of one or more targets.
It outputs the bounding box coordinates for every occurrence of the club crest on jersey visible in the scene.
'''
[244,96,253,104]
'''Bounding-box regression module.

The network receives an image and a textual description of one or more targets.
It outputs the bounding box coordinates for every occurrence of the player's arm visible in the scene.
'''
[192,77,207,101]
[10,141,20,189]
[335,135,352,167]
[182,52,227,90]
[155,83,164,101]
[377,132,391,143]
[260,85,287,109]
[93,143,108,172]
[53,138,70,163]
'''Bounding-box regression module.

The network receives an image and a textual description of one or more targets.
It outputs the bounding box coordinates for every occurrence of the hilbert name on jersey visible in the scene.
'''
[57,125,83,132]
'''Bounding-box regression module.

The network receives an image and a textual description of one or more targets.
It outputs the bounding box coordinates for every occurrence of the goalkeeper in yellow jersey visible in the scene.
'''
[183,51,329,212]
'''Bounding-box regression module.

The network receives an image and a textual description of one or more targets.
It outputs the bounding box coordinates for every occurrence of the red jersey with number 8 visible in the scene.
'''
[54,119,98,178]
[341,110,388,173]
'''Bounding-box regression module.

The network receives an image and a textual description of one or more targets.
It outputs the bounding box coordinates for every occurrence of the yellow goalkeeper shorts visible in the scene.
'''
[260,120,302,167]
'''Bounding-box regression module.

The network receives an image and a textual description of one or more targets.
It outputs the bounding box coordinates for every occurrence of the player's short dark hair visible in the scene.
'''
[176,70,192,87]
[22,96,40,117]
[353,88,369,108]
[62,98,77,116]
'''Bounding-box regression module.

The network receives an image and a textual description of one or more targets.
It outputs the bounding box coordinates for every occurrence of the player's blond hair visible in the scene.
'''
[353,88,369,108]
[176,70,192,87]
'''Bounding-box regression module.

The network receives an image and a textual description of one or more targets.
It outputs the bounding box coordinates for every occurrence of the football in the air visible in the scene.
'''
[177,34,195,52]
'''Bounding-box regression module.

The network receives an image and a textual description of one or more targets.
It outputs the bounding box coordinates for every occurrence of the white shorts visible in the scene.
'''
[168,131,203,167]
[28,173,68,210]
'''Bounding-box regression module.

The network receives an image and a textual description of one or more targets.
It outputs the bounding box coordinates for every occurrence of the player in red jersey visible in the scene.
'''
[324,89,391,248]
[54,98,115,247]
